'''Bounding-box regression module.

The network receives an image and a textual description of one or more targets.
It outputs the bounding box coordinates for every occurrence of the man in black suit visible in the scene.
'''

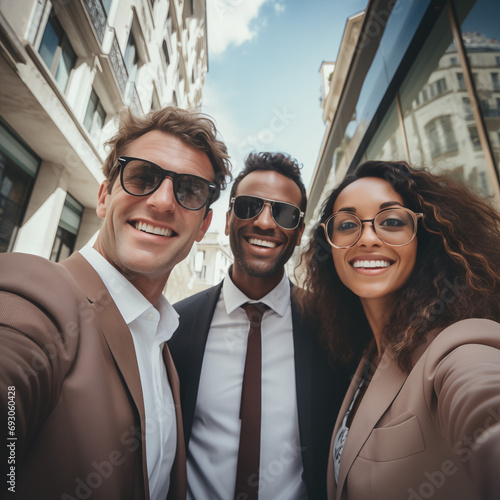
[168,152,348,500]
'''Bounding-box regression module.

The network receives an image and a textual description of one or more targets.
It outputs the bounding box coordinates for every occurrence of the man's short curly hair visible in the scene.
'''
[103,107,232,205]
[230,152,307,213]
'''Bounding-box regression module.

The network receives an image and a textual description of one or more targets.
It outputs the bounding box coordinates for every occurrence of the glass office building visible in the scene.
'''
[309,0,500,224]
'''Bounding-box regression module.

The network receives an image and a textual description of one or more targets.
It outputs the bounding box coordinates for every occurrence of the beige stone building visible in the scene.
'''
[165,230,233,302]
[0,0,208,262]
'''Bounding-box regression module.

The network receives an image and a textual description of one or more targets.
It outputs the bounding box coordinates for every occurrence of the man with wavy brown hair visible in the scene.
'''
[0,107,231,500]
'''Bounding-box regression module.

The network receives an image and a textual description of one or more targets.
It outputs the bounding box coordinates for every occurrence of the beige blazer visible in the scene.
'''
[327,318,500,500]
[0,252,186,500]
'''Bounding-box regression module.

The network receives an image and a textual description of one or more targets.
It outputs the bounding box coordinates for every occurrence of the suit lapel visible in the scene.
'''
[61,253,149,497]
[328,359,366,499]
[178,282,222,444]
[163,344,187,500]
[335,351,407,499]
[290,286,314,482]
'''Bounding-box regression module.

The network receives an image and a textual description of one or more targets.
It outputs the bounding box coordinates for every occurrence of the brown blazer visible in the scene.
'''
[0,252,187,500]
[327,318,500,500]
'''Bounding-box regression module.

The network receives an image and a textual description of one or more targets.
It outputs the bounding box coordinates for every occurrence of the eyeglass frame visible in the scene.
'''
[229,194,305,230]
[321,207,424,248]
[117,156,217,211]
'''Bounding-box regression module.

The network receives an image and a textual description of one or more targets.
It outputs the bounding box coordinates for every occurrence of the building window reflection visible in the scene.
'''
[453,0,500,177]
[456,72,466,90]
[309,0,500,226]
[425,116,458,159]
[365,100,406,162]
[397,4,494,196]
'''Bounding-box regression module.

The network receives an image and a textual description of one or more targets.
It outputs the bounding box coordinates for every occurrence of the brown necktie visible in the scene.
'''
[234,302,269,500]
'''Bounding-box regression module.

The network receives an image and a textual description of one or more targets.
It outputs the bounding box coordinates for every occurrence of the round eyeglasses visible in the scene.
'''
[321,207,424,248]
[118,156,216,211]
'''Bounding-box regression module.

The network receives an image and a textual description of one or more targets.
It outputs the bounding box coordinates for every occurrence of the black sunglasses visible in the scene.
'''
[118,156,216,211]
[230,195,304,230]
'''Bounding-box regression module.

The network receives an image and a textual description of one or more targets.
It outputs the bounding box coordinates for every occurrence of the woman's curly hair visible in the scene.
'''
[298,160,500,372]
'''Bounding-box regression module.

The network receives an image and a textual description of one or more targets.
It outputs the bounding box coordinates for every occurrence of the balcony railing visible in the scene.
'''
[82,0,107,43]
[109,35,128,95]
[126,82,143,116]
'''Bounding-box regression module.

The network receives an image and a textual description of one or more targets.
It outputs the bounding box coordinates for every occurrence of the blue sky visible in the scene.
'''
[201,0,367,233]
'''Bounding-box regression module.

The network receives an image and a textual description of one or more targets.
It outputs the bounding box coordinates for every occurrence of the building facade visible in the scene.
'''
[309,0,500,227]
[0,0,208,259]
[164,230,233,302]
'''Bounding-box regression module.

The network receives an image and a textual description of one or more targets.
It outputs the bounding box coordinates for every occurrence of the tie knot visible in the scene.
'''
[242,302,269,327]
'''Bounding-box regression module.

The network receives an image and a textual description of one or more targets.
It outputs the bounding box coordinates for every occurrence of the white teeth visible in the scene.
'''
[134,221,173,237]
[248,238,277,248]
[352,260,391,269]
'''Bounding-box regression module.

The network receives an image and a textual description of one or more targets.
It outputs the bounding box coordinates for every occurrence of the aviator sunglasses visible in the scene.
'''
[118,156,216,211]
[230,195,304,230]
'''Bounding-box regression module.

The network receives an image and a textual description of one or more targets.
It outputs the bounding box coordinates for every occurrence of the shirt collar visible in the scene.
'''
[79,245,179,338]
[222,271,291,317]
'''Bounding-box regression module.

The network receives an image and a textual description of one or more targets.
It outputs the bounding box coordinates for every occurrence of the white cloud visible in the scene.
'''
[274,2,285,14]
[207,0,278,55]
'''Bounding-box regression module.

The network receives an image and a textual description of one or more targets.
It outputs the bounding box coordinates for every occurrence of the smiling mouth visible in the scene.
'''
[132,221,174,237]
[247,237,278,248]
[352,260,392,269]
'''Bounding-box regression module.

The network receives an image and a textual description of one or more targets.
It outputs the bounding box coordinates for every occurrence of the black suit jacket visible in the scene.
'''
[168,281,349,500]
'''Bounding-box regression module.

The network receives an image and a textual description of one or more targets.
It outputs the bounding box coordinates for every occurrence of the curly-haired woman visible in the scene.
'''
[299,161,500,500]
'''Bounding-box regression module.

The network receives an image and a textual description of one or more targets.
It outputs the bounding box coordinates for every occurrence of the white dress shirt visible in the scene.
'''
[79,245,178,500]
[187,272,307,500]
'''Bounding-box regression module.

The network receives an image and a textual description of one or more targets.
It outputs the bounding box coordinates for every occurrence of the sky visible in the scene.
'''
[200,0,368,234]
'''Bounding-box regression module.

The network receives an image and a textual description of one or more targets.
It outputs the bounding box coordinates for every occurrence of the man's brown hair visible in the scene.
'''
[103,107,232,204]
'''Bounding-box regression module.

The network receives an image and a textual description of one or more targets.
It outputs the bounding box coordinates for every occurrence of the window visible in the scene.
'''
[453,0,499,191]
[162,39,170,66]
[124,32,139,82]
[441,116,457,152]
[435,78,447,94]
[450,56,458,65]
[492,72,499,90]
[0,121,40,253]
[462,97,473,120]
[84,89,106,140]
[425,116,458,159]
[365,100,406,161]
[456,72,466,90]
[468,125,481,151]
[150,88,160,112]
[50,194,83,262]
[38,9,77,92]
[102,0,112,15]
[194,250,206,279]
